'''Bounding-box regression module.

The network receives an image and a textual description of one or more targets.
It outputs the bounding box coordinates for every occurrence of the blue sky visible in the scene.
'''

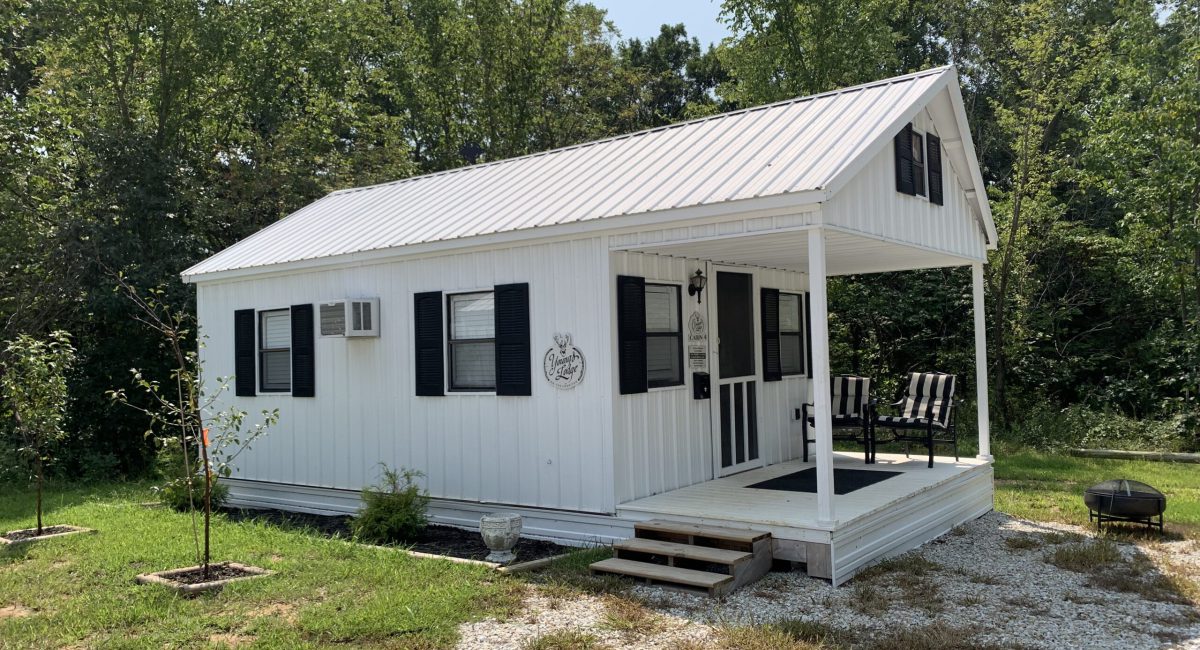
[593,0,732,47]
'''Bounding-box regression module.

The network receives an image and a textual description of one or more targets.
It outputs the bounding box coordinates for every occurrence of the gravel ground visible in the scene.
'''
[457,592,716,649]
[458,512,1200,649]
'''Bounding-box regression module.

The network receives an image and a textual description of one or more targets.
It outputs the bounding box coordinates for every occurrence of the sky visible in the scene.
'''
[592,0,732,47]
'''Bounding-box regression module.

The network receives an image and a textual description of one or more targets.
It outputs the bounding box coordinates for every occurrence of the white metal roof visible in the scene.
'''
[183,66,993,282]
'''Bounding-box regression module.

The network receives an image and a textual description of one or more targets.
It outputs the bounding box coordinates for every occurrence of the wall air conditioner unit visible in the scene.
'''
[319,298,380,337]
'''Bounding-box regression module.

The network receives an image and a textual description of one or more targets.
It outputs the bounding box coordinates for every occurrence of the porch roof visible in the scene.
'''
[182,66,993,283]
[612,227,976,276]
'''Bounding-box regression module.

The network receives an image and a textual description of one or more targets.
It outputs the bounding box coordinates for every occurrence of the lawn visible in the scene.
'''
[0,483,521,649]
[994,450,1200,537]
[2,451,1199,649]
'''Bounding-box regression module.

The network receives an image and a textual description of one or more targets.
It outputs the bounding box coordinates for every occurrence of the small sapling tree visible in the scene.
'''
[108,277,277,578]
[1,331,76,535]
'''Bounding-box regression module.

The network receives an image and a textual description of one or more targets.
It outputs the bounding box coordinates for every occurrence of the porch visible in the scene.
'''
[608,219,996,586]
[616,451,993,585]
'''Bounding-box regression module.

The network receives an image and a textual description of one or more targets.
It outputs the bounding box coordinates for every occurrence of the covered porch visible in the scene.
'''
[610,223,995,585]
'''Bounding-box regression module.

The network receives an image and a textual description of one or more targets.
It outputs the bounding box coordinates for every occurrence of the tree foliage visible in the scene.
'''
[0,0,1196,468]
[1,330,75,533]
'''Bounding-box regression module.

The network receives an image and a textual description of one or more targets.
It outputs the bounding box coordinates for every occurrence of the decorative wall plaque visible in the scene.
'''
[543,333,585,389]
[687,312,708,370]
[687,312,707,342]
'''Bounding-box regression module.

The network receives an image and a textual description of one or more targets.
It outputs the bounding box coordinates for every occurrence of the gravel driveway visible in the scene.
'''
[458,512,1200,649]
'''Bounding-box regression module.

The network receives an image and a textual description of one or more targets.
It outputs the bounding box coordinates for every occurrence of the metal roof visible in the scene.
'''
[183,66,983,281]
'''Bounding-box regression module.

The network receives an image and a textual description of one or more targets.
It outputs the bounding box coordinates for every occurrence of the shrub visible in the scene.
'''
[158,475,230,512]
[351,465,429,544]
[1006,402,1192,452]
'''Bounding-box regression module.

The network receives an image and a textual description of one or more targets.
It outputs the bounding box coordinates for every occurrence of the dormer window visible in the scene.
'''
[895,123,941,204]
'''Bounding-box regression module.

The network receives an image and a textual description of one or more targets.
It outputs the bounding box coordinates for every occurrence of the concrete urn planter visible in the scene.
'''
[479,512,522,564]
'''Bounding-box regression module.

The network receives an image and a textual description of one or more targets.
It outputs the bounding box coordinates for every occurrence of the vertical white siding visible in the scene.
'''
[196,238,615,514]
[611,252,809,504]
[824,111,988,260]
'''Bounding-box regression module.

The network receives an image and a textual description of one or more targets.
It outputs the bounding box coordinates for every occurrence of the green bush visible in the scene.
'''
[1007,403,1193,452]
[157,474,230,512]
[351,465,430,544]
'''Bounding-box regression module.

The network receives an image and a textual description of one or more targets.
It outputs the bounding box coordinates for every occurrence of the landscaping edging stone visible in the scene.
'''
[0,526,94,545]
[349,539,575,572]
[497,553,575,574]
[135,562,274,594]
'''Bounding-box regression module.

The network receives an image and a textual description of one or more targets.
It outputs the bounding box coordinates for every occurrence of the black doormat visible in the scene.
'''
[746,467,902,495]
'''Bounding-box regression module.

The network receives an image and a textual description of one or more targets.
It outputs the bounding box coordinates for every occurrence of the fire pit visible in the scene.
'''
[1083,479,1166,532]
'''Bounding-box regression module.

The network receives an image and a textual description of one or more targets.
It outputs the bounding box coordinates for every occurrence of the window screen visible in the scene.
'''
[780,293,803,375]
[645,284,683,388]
[259,309,291,392]
[448,292,496,390]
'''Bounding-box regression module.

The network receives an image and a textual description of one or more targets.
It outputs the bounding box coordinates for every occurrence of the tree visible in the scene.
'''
[1076,0,1200,437]
[1,331,75,535]
[109,278,276,578]
[618,24,728,126]
[718,0,906,102]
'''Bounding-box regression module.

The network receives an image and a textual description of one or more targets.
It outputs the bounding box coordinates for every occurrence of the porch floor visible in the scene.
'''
[615,451,994,584]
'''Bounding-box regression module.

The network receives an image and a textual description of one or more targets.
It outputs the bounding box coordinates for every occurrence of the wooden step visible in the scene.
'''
[589,558,733,595]
[634,519,771,545]
[614,538,752,566]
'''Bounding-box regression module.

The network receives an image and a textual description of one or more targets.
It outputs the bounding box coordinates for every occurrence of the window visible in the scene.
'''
[912,131,926,197]
[259,309,291,392]
[779,293,803,375]
[645,283,683,388]
[448,291,495,391]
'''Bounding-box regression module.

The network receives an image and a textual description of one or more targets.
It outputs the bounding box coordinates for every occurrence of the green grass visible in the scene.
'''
[3,449,1199,648]
[0,482,522,649]
[993,451,1200,537]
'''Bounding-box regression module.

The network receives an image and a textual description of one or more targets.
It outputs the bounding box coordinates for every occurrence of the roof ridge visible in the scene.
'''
[330,65,954,197]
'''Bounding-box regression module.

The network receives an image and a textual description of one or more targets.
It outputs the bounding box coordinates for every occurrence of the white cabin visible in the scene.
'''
[182,66,997,585]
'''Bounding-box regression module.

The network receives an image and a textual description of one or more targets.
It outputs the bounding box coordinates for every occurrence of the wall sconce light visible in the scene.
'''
[687,269,707,304]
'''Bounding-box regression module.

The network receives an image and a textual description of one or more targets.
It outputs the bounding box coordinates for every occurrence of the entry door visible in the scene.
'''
[710,268,761,476]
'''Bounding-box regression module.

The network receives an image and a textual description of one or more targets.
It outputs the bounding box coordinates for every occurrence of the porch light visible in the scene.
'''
[687,269,707,304]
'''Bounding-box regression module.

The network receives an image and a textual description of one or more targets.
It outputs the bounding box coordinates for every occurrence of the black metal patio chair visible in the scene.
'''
[875,372,958,468]
[802,375,876,464]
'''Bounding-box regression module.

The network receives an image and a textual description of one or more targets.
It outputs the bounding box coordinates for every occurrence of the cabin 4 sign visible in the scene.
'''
[543,333,585,389]
[687,312,708,371]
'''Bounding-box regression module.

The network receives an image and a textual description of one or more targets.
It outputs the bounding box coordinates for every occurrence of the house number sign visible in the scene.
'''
[543,333,585,389]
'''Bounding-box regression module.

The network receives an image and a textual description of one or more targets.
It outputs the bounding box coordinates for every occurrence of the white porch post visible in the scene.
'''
[808,229,835,523]
[972,262,993,462]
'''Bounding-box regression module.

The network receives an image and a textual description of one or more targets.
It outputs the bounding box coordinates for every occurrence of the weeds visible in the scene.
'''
[1046,539,1122,572]
[599,595,663,637]
[522,630,607,650]
[1003,535,1043,550]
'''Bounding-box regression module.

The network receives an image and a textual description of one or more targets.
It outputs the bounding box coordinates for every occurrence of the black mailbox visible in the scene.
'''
[692,372,710,400]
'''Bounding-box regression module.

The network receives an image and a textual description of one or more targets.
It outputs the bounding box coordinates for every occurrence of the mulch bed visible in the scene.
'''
[161,563,259,585]
[2,526,79,542]
[221,507,571,563]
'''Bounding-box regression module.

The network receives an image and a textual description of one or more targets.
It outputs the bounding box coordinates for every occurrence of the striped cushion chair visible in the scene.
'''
[875,372,957,468]
[802,376,876,464]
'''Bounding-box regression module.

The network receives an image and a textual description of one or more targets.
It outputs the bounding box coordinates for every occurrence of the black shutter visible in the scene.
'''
[804,292,813,379]
[761,288,781,382]
[894,123,915,195]
[617,275,647,395]
[234,309,256,397]
[927,133,943,206]
[494,283,531,396]
[414,291,444,396]
[290,304,315,397]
